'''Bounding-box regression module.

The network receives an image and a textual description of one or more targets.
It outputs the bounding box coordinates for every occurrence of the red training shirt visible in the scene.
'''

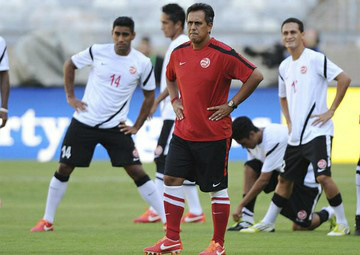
[166,37,256,141]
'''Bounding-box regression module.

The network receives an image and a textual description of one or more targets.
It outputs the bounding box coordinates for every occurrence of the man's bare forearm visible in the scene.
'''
[133,90,155,130]
[64,59,76,100]
[0,71,10,109]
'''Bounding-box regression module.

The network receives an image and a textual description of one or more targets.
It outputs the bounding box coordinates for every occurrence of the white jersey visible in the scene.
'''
[278,48,342,146]
[160,34,189,120]
[0,37,9,71]
[247,123,318,188]
[71,44,155,128]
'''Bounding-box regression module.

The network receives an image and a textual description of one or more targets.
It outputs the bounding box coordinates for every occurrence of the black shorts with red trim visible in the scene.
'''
[164,134,231,192]
[280,182,322,227]
[281,135,332,182]
[59,118,141,167]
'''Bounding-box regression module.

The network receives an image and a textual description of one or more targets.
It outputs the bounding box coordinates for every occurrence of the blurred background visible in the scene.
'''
[0,0,359,163]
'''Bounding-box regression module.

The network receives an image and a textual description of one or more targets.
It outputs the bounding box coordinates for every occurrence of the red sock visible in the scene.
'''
[164,193,185,240]
[211,198,230,246]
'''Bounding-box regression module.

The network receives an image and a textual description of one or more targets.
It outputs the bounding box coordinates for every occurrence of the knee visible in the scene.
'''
[316,175,330,185]
[57,163,74,177]
[164,175,183,186]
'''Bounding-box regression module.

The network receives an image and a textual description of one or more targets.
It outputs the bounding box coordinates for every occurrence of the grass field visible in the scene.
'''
[0,161,359,255]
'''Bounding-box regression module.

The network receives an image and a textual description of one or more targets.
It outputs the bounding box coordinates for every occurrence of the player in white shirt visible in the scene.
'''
[227,117,334,232]
[31,17,166,232]
[134,3,205,225]
[247,18,351,236]
[0,36,10,128]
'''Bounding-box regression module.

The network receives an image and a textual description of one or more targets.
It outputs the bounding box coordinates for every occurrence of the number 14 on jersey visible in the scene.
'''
[110,74,121,87]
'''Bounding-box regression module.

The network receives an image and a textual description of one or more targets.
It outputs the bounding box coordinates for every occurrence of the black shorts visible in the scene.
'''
[280,182,322,227]
[165,134,231,192]
[154,120,174,174]
[59,118,141,167]
[245,159,279,193]
[281,136,332,182]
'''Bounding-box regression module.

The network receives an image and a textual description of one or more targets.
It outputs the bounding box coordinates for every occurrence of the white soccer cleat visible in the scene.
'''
[327,224,350,236]
[240,222,275,233]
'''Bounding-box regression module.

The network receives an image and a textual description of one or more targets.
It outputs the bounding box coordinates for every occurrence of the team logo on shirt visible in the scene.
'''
[200,58,210,68]
[297,210,307,220]
[129,66,137,74]
[300,65,307,74]
[317,159,327,169]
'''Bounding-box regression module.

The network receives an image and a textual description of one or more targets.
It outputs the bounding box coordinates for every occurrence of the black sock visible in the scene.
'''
[243,193,256,213]
[315,209,329,225]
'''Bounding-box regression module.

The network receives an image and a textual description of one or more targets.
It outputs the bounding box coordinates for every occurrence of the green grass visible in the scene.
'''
[0,161,359,254]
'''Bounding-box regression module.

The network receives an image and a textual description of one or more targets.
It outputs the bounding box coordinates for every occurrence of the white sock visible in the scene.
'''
[43,176,69,223]
[262,201,281,225]
[356,168,360,215]
[242,207,254,224]
[332,203,348,226]
[149,175,165,214]
[322,206,335,219]
[183,181,202,215]
[137,180,166,223]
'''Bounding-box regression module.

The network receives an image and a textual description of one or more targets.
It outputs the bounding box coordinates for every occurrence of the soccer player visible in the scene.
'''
[0,36,10,128]
[228,117,334,232]
[134,3,205,225]
[355,158,360,235]
[31,17,166,232]
[144,3,263,255]
[245,18,351,236]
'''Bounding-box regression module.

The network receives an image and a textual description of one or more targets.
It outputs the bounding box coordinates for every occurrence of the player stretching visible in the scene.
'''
[31,17,165,232]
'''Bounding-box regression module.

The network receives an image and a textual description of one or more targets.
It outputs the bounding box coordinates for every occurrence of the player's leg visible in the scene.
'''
[306,136,349,236]
[144,135,190,254]
[31,118,96,232]
[195,138,230,255]
[181,180,205,223]
[242,145,307,233]
[355,158,360,235]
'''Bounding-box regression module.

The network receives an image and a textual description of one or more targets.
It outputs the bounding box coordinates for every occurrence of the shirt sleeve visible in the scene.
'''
[278,69,286,98]
[315,53,343,82]
[71,46,94,69]
[166,52,176,82]
[140,58,156,91]
[0,41,9,71]
[224,50,256,83]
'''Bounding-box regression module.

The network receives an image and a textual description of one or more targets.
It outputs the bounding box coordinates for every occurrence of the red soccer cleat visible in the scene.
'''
[199,241,225,255]
[144,236,182,255]
[31,219,54,232]
[134,209,161,223]
[181,212,206,223]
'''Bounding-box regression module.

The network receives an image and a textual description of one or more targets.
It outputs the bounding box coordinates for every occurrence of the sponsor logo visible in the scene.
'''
[212,182,221,187]
[200,58,210,68]
[148,215,160,222]
[129,66,137,74]
[212,212,223,215]
[297,210,307,220]
[179,62,186,66]
[160,243,181,251]
[317,159,327,169]
[43,225,53,231]
[300,65,307,74]
[216,250,225,255]
[280,160,286,173]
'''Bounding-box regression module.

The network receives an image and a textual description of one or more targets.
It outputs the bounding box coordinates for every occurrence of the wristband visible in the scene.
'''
[0,108,8,113]
[171,97,179,104]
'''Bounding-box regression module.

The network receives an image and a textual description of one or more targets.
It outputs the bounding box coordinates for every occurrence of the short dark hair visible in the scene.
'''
[162,4,185,29]
[232,116,259,140]
[186,3,214,24]
[113,16,135,33]
[281,17,304,33]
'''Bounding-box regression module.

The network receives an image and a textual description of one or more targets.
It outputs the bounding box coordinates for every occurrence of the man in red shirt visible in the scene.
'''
[144,3,263,255]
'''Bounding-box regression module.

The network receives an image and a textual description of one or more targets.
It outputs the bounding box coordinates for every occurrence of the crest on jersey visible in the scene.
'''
[297,210,307,220]
[300,65,307,74]
[317,159,327,169]
[200,58,210,68]
[129,66,137,74]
